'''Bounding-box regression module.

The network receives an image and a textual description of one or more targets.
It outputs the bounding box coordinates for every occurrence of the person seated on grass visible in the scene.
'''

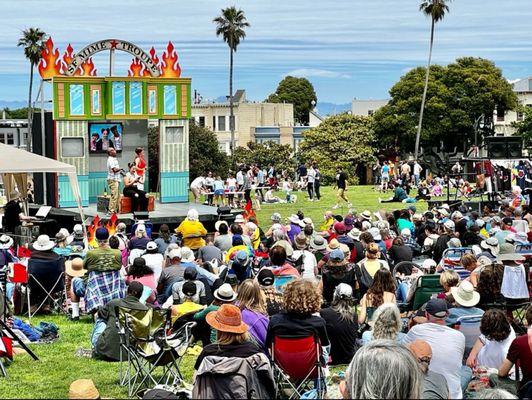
[125,257,156,304]
[164,266,207,307]
[263,187,281,203]
[319,248,358,306]
[408,339,449,400]
[236,279,269,351]
[169,281,204,323]
[361,302,405,345]
[156,249,184,303]
[358,268,396,326]
[92,281,148,361]
[154,224,177,255]
[255,268,283,316]
[141,241,164,283]
[197,235,223,264]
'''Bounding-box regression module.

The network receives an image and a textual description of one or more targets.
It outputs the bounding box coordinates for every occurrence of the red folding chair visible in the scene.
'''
[271,334,325,399]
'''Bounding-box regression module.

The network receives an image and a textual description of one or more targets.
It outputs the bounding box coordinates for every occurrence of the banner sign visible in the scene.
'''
[65,39,160,77]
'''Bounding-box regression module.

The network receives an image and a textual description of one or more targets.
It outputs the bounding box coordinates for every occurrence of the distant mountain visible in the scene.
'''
[0,100,27,109]
[315,102,351,116]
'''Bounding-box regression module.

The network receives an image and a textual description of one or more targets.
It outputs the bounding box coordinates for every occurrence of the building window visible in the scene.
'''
[69,84,84,116]
[129,82,143,114]
[148,88,157,114]
[517,110,524,121]
[198,116,205,127]
[368,110,374,116]
[61,137,84,157]
[497,107,505,122]
[0,132,14,145]
[212,116,216,130]
[91,89,101,115]
[163,85,177,115]
[112,82,126,114]
[165,126,184,144]
[218,116,226,131]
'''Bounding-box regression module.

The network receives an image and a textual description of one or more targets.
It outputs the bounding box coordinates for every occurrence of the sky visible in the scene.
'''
[1,0,532,105]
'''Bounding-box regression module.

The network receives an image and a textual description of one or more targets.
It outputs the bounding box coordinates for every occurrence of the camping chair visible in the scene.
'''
[440,247,473,279]
[454,314,483,359]
[21,259,65,320]
[515,243,532,257]
[116,306,193,396]
[271,334,326,399]
[410,274,443,311]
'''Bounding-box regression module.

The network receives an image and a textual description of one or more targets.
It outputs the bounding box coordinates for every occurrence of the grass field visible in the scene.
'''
[2,185,428,398]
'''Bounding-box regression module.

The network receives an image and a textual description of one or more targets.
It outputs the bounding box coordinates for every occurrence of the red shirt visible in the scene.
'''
[507,333,532,383]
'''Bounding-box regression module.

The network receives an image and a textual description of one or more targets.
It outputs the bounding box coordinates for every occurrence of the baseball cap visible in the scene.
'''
[443,220,455,231]
[421,259,437,271]
[329,248,345,262]
[333,222,347,234]
[146,241,157,251]
[256,268,275,287]
[425,298,448,318]
[168,248,182,260]
[136,224,146,233]
[334,283,353,299]
[182,281,197,297]
[95,227,109,240]
[235,250,249,265]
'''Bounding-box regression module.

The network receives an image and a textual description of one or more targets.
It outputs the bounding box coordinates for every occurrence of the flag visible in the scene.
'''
[17,246,31,258]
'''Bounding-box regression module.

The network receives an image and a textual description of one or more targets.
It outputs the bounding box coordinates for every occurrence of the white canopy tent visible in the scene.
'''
[0,142,87,240]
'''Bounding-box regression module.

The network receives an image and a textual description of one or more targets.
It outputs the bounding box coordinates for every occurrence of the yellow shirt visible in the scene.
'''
[175,220,207,250]
[171,300,204,323]
[225,244,250,263]
[250,230,260,250]
[320,217,334,232]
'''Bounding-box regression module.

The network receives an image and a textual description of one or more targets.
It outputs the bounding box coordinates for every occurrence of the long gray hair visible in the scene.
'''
[331,283,356,323]
[346,340,422,399]
[371,303,402,341]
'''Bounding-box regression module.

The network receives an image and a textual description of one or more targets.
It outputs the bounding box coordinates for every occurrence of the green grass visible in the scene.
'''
[2,185,427,398]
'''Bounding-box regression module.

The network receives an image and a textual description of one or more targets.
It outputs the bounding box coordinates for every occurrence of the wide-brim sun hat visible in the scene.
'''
[180,247,195,263]
[481,238,500,255]
[206,304,248,334]
[360,210,372,221]
[451,281,480,308]
[0,234,14,250]
[326,238,340,252]
[65,258,87,278]
[33,234,55,251]
[215,220,228,232]
[498,253,526,263]
[288,214,303,226]
[214,283,238,302]
[68,379,100,400]
[234,214,245,224]
[309,236,327,251]
[348,228,361,241]
[294,234,308,250]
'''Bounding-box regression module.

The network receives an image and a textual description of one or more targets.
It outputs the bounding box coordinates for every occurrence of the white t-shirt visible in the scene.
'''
[190,176,205,190]
[236,171,244,185]
[142,253,164,283]
[226,178,237,189]
[477,327,516,378]
[307,168,316,184]
[107,156,121,181]
[292,249,317,281]
[402,323,465,399]
[414,163,422,175]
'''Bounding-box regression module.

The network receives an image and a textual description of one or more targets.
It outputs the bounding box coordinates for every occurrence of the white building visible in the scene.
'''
[351,99,389,117]
[0,111,28,148]
[494,77,532,136]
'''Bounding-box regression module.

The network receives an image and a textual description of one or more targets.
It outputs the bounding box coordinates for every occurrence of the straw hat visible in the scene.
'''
[0,234,14,250]
[65,258,86,278]
[215,220,228,232]
[451,281,480,308]
[68,379,100,399]
[206,304,248,334]
[33,235,55,251]
[360,210,372,221]
[326,238,341,252]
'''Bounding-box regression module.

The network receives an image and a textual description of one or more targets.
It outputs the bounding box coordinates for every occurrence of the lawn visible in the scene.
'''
[2,185,429,398]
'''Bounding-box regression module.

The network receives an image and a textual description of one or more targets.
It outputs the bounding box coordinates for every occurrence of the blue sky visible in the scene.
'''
[1,0,532,105]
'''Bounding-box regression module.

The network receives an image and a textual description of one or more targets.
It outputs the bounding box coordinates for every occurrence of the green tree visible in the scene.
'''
[189,121,230,180]
[213,7,250,154]
[512,106,532,148]
[298,113,376,184]
[2,107,42,119]
[415,0,451,160]
[373,57,517,154]
[233,141,295,173]
[17,27,47,151]
[267,76,317,125]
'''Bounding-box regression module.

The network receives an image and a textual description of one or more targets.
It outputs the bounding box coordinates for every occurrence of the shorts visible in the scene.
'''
[337,188,346,196]
[72,277,86,298]
[214,189,224,196]
[381,176,389,182]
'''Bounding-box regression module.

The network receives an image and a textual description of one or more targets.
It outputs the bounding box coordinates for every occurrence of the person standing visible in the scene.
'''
[314,163,322,201]
[256,165,265,202]
[413,161,422,187]
[133,147,146,191]
[106,148,121,214]
[307,163,316,201]
[333,166,351,209]
[381,161,390,192]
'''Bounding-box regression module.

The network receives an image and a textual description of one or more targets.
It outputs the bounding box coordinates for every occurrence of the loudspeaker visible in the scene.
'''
[217,206,232,216]
[133,211,150,220]
[486,137,523,159]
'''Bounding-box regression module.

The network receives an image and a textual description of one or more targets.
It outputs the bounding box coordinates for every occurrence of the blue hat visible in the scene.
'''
[329,248,345,263]
[95,227,109,240]
[235,250,249,265]
[232,234,243,246]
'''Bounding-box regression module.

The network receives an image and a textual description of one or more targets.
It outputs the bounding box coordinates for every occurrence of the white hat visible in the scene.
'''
[400,228,412,237]
[451,211,463,220]
[443,220,455,231]
[302,217,314,226]
[234,214,245,224]
[168,248,182,260]
[422,259,437,271]
[451,281,480,308]
[438,208,450,217]
[481,237,500,255]
[73,224,84,236]
[146,241,157,251]
[368,227,382,241]
[477,255,493,266]
[215,220,228,232]
[361,221,371,231]
[348,228,361,240]
[33,234,55,251]
[180,246,195,263]
[441,204,450,211]
[447,238,462,248]
[214,283,237,302]
[360,210,372,221]
[0,234,14,250]
[271,213,281,222]
[136,224,146,233]
[288,214,304,227]
[475,219,485,228]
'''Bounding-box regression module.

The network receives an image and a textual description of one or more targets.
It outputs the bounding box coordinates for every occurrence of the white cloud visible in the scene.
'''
[284,68,351,79]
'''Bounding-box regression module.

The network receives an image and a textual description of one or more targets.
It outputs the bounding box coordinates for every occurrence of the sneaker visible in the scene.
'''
[75,348,93,358]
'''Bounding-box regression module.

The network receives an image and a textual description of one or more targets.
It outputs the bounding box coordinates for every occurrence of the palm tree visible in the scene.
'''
[18,27,46,151]
[213,7,250,154]
[414,0,450,160]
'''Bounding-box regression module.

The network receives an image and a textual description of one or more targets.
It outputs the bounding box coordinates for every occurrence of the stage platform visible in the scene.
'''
[30,201,238,230]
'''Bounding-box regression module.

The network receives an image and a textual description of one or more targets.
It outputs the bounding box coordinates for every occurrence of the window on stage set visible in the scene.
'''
[163,85,177,115]
[61,137,84,157]
[165,126,184,144]
[129,82,143,114]
[69,84,84,116]
[112,81,126,114]
[148,88,157,114]
[91,88,101,115]
[218,116,226,131]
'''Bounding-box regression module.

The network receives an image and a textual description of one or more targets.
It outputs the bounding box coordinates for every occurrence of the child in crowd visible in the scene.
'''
[213,175,225,207]
[282,178,293,203]
[226,173,237,208]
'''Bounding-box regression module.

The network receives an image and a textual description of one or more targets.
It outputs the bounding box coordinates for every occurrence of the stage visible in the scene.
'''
[29,201,238,231]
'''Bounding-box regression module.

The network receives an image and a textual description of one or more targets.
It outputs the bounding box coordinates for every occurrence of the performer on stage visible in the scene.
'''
[134,147,146,191]
[106,148,121,214]
[3,191,35,234]
[123,163,148,212]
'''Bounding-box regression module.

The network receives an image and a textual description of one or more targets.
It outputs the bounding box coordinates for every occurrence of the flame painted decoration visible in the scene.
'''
[128,43,180,78]
[61,44,97,76]
[38,37,62,79]
[86,213,118,248]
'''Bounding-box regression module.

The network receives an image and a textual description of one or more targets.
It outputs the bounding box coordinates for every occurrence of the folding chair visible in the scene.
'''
[410,274,444,311]
[271,334,326,399]
[454,314,483,358]
[441,247,473,280]
[515,243,532,257]
[116,306,194,396]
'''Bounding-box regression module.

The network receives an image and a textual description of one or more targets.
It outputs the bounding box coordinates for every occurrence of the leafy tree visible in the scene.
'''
[267,76,317,125]
[213,7,250,154]
[189,121,230,180]
[2,107,42,119]
[17,27,47,151]
[233,141,295,173]
[298,113,376,184]
[373,57,517,155]
[512,106,532,148]
[415,0,452,160]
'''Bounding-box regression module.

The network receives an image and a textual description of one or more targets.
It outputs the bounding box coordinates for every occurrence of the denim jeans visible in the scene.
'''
[460,365,473,394]
[396,282,410,303]
[91,318,107,348]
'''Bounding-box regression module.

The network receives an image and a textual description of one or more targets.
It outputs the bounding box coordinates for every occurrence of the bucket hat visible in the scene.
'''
[206,304,248,334]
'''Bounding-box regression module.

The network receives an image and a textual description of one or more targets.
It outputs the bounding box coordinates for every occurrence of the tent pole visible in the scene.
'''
[40,81,47,205]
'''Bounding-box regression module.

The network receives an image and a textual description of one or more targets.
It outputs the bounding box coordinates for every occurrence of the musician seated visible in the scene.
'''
[3,191,35,234]
[122,163,148,212]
